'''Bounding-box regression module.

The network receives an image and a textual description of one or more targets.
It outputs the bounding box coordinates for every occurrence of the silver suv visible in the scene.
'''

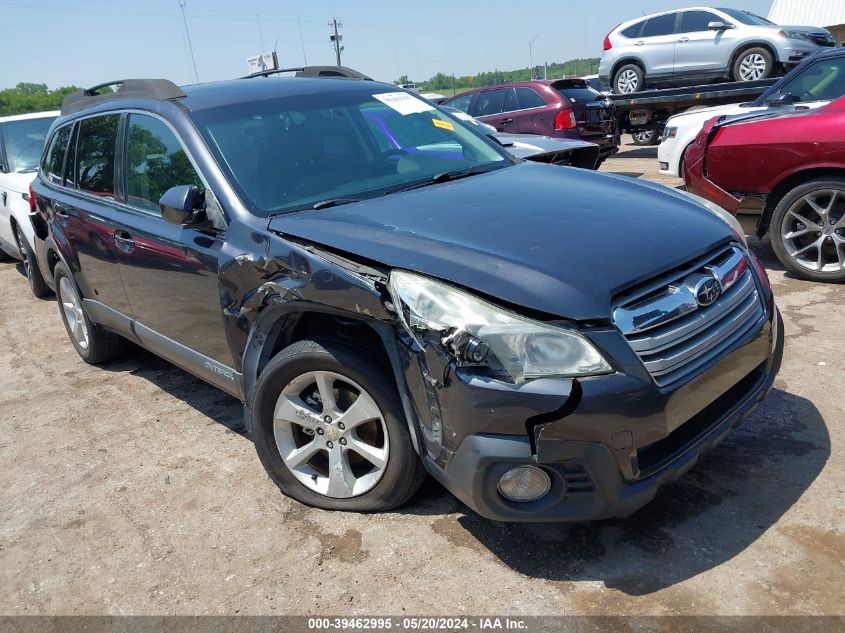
[599,7,835,94]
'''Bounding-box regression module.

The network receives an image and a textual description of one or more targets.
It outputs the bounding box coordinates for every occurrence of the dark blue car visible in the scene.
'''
[30,76,782,521]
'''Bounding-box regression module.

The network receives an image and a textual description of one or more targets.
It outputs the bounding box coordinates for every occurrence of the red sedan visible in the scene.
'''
[684,96,845,283]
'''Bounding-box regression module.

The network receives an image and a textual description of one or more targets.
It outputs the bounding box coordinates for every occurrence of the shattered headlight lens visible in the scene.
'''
[388,270,612,382]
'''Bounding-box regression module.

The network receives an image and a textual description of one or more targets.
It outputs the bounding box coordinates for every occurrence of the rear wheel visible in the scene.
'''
[632,130,659,146]
[732,47,773,82]
[613,64,644,94]
[54,261,128,363]
[15,224,51,298]
[251,338,426,512]
[770,178,845,282]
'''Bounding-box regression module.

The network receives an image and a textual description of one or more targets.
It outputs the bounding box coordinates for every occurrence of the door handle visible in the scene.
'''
[677,37,690,43]
[635,41,645,46]
[501,117,514,124]
[114,230,136,251]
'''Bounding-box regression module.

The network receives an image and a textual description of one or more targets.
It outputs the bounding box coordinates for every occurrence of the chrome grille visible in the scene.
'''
[612,244,765,387]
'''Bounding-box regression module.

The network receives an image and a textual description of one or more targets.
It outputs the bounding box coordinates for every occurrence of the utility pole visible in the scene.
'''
[256,13,265,51]
[329,18,343,66]
[178,0,199,83]
[529,33,541,80]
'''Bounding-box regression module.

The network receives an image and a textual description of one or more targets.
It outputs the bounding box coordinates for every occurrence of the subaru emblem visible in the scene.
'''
[695,277,722,307]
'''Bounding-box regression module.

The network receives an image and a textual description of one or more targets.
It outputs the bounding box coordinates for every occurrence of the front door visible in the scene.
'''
[674,10,733,76]
[111,112,232,367]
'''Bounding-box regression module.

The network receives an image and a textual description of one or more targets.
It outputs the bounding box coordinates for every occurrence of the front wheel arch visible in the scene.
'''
[759,167,845,237]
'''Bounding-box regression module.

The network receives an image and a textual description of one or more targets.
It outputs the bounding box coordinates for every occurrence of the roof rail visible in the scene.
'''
[240,65,373,81]
[61,79,187,116]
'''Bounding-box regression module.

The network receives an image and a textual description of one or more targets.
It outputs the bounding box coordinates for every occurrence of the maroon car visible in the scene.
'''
[684,95,845,283]
[442,79,619,162]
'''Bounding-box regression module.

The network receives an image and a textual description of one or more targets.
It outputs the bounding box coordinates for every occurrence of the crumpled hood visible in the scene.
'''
[268,162,734,320]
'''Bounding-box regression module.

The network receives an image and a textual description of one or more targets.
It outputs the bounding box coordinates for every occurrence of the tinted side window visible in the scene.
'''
[680,11,719,33]
[125,114,203,214]
[447,93,472,112]
[474,89,508,116]
[516,87,547,109]
[620,20,644,38]
[642,13,677,37]
[776,58,845,102]
[502,88,518,112]
[76,115,120,198]
[42,124,72,186]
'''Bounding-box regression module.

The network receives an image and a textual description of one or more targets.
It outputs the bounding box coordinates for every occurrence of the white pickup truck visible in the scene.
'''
[0,110,58,296]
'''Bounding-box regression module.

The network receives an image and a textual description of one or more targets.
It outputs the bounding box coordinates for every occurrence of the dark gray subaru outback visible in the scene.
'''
[31,76,782,521]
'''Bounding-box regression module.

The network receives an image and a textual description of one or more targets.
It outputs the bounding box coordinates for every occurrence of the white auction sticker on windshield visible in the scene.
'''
[373,92,434,115]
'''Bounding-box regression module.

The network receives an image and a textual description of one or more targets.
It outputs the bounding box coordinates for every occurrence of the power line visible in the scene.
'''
[178,0,199,83]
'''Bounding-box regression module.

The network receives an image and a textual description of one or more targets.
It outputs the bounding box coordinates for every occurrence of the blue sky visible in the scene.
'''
[2,0,774,89]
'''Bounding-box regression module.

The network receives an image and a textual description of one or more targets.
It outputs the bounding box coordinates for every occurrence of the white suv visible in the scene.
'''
[658,50,845,177]
[0,110,58,296]
[599,7,835,94]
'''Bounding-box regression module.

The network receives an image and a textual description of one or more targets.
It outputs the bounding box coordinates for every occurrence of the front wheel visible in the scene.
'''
[251,338,426,512]
[770,178,845,282]
[733,47,773,82]
[15,224,51,298]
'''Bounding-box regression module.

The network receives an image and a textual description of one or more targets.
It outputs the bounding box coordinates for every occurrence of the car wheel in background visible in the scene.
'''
[733,47,773,82]
[613,64,644,94]
[770,178,845,283]
[15,224,51,298]
[251,338,426,512]
[54,261,128,363]
[632,130,659,146]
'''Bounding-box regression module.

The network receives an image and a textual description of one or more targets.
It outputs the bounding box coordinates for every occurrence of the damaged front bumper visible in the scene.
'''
[407,306,783,522]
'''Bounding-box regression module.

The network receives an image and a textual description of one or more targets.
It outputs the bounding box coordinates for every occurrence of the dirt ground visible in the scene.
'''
[0,140,842,616]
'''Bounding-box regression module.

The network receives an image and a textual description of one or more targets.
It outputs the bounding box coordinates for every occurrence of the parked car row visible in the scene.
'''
[1,72,783,523]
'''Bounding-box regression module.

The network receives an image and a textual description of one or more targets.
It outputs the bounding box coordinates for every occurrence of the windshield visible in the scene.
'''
[190,89,510,217]
[717,8,774,26]
[3,116,56,172]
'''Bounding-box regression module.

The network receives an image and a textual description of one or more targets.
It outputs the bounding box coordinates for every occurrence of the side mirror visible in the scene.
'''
[708,21,729,30]
[159,185,202,225]
[765,93,798,106]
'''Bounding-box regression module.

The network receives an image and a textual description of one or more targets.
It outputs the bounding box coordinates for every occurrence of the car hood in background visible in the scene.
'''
[268,162,733,320]
[0,170,38,194]
[493,134,597,159]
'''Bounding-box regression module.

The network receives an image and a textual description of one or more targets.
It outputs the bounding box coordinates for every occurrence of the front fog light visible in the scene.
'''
[497,466,551,502]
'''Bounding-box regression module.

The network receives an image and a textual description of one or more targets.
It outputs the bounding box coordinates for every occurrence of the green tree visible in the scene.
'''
[0,83,81,116]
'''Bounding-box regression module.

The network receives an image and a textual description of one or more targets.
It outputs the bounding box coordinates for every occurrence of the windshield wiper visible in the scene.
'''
[311,198,361,210]
[383,165,501,196]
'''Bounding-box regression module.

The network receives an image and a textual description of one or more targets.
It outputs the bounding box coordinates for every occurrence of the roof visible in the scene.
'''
[180,77,395,112]
[768,0,845,28]
[0,110,60,123]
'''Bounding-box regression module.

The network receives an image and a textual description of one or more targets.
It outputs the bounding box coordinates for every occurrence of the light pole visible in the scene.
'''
[529,33,541,79]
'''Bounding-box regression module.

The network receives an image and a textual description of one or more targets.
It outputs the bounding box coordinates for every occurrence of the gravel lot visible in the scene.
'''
[1,140,842,616]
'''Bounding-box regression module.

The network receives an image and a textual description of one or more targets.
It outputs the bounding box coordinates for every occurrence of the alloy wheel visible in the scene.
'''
[616,69,639,93]
[738,53,767,81]
[15,226,31,280]
[780,189,845,273]
[273,370,389,498]
[59,276,90,350]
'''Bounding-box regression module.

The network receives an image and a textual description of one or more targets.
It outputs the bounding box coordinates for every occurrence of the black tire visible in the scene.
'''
[612,63,644,94]
[732,47,773,82]
[54,261,128,363]
[632,130,659,146]
[251,337,426,512]
[15,224,51,298]
[769,177,845,283]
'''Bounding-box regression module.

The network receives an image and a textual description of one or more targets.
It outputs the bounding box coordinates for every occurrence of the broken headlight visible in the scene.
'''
[388,270,612,382]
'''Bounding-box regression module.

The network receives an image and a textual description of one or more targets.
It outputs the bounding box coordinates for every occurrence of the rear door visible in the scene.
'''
[51,114,134,316]
[513,86,551,134]
[110,112,233,368]
[471,88,512,131]
[674,10,733,76]
[552,80,617,144]
[638,12,679,78]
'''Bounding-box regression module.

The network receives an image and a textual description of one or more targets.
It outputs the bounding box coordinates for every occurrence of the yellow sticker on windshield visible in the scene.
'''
[433,118,454,131]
